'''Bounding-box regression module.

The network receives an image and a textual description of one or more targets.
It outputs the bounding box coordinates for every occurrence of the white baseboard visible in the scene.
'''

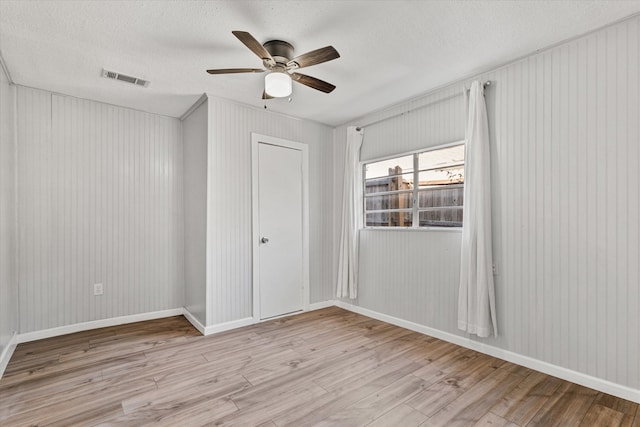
[0,331,18,378]
[14,300,335,345]
[204,317,255,335]
[16,308,184,344]
[182,308,206,335]
[308,300,335,311]
[198,301,333,334]
[334,300,640,404]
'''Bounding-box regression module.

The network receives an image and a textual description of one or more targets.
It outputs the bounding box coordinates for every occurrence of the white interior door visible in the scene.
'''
[257,142,303,319]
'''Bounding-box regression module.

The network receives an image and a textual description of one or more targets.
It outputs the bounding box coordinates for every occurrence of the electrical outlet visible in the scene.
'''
[93,283,103,296]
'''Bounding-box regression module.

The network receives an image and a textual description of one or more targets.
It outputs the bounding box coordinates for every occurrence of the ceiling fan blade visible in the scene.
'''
[287,46,340,69]
[206,68,265,74]
[291,73,336,93]
[262,90,274,100]
[232,31,275,65]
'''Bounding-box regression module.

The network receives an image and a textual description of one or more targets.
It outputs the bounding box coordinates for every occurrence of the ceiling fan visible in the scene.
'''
[206,31,340,100]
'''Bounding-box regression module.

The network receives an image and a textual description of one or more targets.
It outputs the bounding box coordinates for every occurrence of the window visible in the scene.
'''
[363,143,464,228]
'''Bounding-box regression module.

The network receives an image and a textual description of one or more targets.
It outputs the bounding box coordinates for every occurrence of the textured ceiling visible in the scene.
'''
[1,0,639,126]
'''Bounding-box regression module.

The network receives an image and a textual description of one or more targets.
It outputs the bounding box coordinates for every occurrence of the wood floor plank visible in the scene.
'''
[274,359,423,426]
[527,382,599,427]
[472,411,519,427]
[2,377,156,426]
[315,337,429,393]
[255,330,426,391]
[1,308,637,426]
[2,352,61,376]
[141,396,238,427]
[406,354,504,418]
[624,415,638,427]
[121,371,249,415]
[594,392,640,418]
[0,349,147,388]
[228,345,376,406]
[102,352,209,389]
[580,403,626,427]
[193,348,302,384]
[411,346,479,381]
[489,370,563,425]
[421,367,524,426]
[1,370,108,418]
[221,382,328,426]
[0,361,103,403]
[45,402,126,427]
[314,375,431,427]
[366,403,428,426]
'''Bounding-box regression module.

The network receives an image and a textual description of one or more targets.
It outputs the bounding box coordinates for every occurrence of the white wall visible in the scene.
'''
[16,86,184,333]
[334,15,640,392]
[0,60,18,371]
[182,97,208,325]
[206,96,334,326]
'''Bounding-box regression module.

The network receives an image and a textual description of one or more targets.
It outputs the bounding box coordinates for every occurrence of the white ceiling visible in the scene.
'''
[1,1,639,126]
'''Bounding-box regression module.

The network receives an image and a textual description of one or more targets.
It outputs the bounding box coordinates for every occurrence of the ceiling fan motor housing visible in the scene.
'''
[263,40,294,66]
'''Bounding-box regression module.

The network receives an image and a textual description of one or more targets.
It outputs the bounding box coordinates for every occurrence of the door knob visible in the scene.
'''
[261,237,269,244]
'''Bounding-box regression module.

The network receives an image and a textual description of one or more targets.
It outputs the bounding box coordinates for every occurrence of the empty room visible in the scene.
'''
[1,0,639,425]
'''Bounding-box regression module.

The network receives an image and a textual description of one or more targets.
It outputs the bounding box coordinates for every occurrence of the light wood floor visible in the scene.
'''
[0,307,637,426]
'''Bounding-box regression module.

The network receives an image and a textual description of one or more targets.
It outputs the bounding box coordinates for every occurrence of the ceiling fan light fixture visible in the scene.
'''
[265,71,292,98]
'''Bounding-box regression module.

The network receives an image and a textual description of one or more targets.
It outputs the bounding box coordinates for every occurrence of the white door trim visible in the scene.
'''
[251,133,309,321]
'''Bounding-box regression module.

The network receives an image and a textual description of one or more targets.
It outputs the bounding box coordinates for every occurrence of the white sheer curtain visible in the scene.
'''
[458,81,497,338]
[336,126,364,299]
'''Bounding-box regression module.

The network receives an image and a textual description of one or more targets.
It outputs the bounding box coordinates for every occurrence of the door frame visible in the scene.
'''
[251,133,309,321]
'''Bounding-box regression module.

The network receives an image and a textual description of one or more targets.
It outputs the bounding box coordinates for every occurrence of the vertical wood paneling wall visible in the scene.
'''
[182,99,208,325]
[16,87,184,333]
[207,97,333,325]
[335,15,640,391]
[360,85,466,161]
[0,64,18,359]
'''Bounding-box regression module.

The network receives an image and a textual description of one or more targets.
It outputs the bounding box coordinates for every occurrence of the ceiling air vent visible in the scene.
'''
[102,69,150,88]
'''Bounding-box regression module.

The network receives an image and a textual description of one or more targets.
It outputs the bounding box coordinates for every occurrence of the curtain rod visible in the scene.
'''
[356,81,491,131]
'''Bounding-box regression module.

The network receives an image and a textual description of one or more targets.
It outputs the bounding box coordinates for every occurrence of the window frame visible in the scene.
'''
[362,140,466,231]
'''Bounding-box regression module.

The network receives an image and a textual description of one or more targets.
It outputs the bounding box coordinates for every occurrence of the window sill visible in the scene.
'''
[361,226,462,233]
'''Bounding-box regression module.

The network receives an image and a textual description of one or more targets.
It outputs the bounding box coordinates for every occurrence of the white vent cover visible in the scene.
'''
[102,69,150,87]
